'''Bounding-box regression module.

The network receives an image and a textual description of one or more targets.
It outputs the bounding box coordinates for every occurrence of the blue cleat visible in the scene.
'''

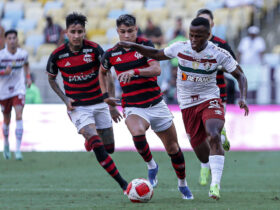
[148,164,158,188]
[178,186,194,200]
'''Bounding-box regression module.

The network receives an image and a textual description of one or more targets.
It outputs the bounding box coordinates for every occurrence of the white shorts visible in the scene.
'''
[67,102,112,133]
[123,100,173,132]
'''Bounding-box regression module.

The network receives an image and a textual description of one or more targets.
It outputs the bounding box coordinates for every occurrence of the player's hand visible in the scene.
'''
[104,97,121,107]
[5,66,12,75]
[116,41,134,49]
[26,77,32,88]
[117,70,134,84]
[109,106,122,123]
[238,99,249,116]
[66,97,75,111]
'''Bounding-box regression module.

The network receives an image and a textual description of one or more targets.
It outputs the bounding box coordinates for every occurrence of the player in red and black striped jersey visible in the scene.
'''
[196,8,236,186]
[46,13,127,194]
[99,14,193,200]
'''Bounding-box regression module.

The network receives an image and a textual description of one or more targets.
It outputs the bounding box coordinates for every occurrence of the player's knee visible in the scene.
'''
[104,143,115,154]
[207,130,220,144]
[166,143,179,154]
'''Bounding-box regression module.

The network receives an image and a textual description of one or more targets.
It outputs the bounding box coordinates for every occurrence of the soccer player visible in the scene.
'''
[196,8,236,186]
[99,14,193,200]
[0,29,31,160]
[117,17,249,200]
[46,13,127,193]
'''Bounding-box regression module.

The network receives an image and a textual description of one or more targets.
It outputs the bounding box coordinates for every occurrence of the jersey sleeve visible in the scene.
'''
[164,42,180,59]
[220,42,236,60]
[46,53,58,76]
[101,51,112,71]
[23,50,29,64]
[216,47,238,73]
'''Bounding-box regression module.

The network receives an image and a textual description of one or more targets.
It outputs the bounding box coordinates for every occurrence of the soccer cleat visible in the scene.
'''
[199,167,211,186]
[148,164,158,188]
[178,186,194,200]
[3,145,11,160]
[209,184,220,200]
[221,128,230,151]
[15,151,23,160]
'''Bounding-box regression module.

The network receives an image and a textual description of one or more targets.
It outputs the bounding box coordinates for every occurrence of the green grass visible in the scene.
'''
[0,151,279,210]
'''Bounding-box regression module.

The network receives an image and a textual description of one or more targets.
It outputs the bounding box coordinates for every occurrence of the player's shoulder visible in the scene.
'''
[212,35,227,44]
[208,42,232,58]
[84,39,100,49]
[52,43,67,56]
[136,37,150,44]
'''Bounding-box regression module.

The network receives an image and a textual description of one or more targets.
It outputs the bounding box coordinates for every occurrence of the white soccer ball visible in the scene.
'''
[126,178,154,203]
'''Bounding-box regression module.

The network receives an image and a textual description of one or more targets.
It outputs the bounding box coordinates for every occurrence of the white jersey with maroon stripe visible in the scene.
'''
[0,47,28,100]
[164,40,237,109]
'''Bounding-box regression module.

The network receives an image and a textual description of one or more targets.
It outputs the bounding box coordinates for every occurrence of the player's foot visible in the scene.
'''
[221,128,230,151]
[178,186,194,200]
[148,164,158,188]
[199,167,210,186]
[122,182,128,195]
[3,145,11,160]
[209,184,220,200]
[15,151,23,160]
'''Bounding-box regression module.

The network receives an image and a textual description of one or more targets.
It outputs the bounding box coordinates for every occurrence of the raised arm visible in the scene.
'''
[230,65,249,116]
[117,41,169,61]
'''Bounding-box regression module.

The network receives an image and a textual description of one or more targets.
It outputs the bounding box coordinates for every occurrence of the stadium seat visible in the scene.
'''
[3,3,24,28]
[1,18,13,31]
[108,9,128,19]
[145,0,165,10]
[212,24,227,40]
[124,1,144,13]
[25,34,45,53]
[25,7,44,20]
[87,29,106,40]
[17,19,37,34]
[36,44,56,62]
[44,1,63,15]
[0,2,4,17]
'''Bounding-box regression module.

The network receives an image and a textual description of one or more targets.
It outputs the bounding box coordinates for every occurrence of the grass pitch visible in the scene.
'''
[0,151,279,209]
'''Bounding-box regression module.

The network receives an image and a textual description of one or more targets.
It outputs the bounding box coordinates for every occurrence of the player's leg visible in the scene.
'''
[14,103,24,160]
[205,118,225,200]
[1,98,13,160]
[221,102,230,151]
[97,127,115,154]
[155,123,193,200]
[125,114,158,187]
[81,124,128,192]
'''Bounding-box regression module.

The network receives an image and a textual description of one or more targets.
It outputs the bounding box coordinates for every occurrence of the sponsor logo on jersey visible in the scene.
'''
[69,71,96,82]
[215,110,223,115]
[134,52,143,59]
[208,100,221,109]
[203,62,212,70]
[116,57,122,62]
[192,61,200,69]
[65,61,71,67]
[111,51,122,56]
[182,72,210,83]
[59,53,69,59]
[83,49,93,53]
[83,54,92,63]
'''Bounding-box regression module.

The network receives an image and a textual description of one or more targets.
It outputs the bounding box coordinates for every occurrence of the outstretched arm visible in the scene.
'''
[230,65,249,116]
[117,41,170,61]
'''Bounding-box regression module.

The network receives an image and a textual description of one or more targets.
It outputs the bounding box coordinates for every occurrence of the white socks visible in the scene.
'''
[209,155,225,187]
[147,158,157,169]
[2,123,9,145]
[178,178,187,187]
[221,134,226,144]
[15,120,23,152]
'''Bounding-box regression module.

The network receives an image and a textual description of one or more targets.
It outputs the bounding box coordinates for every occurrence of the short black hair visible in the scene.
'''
[66,12,87,28]
[5,29,17,38]
[196,8,214,20]
[116,14,136,27]
[191,17,210,31]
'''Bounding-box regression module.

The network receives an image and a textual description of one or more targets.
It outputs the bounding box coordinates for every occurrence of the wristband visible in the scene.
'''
[133,69,140,75]
[102,92,109,100]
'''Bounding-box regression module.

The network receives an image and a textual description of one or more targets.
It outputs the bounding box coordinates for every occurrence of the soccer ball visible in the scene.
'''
[126,178,153,203]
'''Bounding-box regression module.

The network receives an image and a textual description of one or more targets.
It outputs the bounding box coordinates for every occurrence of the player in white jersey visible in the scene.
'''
[0,29,31,160]
[117,17,249,200]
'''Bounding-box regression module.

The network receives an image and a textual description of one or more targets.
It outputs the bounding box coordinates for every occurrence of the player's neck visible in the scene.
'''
[68,43,82,53]
[7,47,17,54]
[208,33,213,41]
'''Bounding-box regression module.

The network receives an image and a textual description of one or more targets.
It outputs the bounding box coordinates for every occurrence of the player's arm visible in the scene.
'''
[230,65,249,116]
[117,60,160,84]
[117,41,169,61]
[23,62,32,88]
[0,65,12,75]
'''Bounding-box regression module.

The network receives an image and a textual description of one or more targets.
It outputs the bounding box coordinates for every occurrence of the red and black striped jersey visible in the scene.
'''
[46,40,104,106]
[210,35,236,103]
[101,37,163,108]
